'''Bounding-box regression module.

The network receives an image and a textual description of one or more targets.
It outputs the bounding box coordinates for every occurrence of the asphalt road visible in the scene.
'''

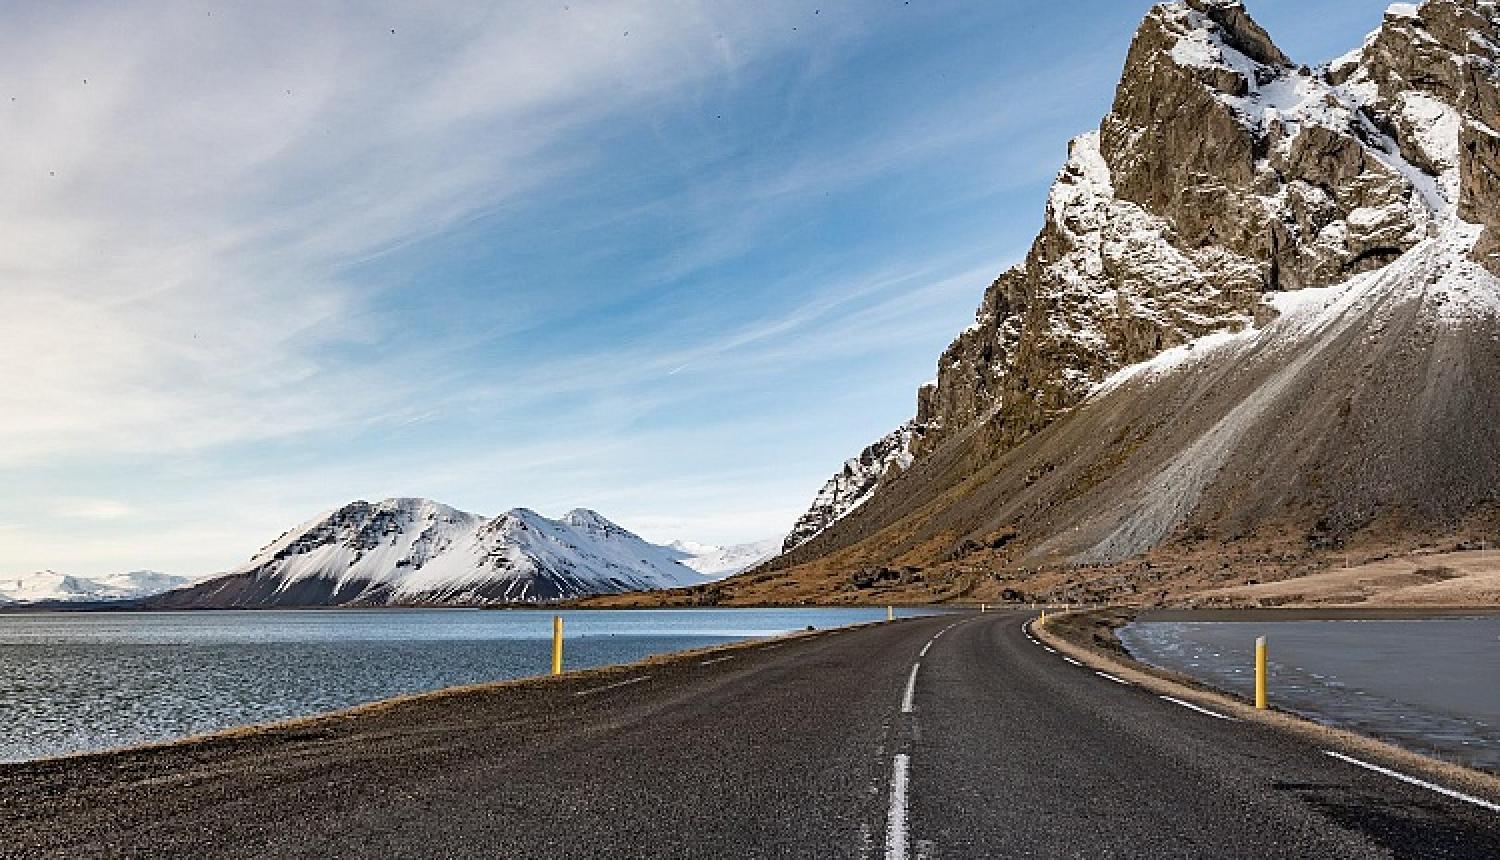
[2,612,1498,858]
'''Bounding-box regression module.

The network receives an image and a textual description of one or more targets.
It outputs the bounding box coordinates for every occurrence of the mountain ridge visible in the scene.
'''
[149,498,772,607]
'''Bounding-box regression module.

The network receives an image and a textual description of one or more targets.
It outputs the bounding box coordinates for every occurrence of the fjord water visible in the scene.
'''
[0,607,927,762]
[1119,617,1500,771]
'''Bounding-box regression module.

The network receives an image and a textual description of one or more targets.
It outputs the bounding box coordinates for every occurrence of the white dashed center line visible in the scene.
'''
[885,753,911,860]
[573,675,651,697]
[1158,695,1234,720]
[901,664,921,714]
[1324,751,1500,812]
[919,641,933,658]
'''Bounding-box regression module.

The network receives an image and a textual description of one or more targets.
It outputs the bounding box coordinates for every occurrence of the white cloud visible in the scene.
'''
[0,1,806,467]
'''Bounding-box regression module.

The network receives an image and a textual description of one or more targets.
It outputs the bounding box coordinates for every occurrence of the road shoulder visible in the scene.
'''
[1033,608,1500,807]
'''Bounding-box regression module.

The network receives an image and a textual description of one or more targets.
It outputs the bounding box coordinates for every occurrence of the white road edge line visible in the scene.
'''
[1094,671,1130,686]
[886,753,911,860]
[1324,750,1500,813]
[1042,646,1056,653]
[573,675,651,697]
[919,641,933,658]
[901,664,921,714]
[1062,656,1082,666]
[1159,695,1234,720]
[699,656,734,666]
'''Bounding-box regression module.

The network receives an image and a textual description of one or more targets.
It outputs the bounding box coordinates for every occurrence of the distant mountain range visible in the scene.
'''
[668,538,781,578]
[138,498,777,608]
[0,570,196,604]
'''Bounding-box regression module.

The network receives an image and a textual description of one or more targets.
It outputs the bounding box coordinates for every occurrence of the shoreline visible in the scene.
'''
[0,614,909,769]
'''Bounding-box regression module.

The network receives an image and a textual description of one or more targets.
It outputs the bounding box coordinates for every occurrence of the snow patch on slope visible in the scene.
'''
[1091,329,1254,397]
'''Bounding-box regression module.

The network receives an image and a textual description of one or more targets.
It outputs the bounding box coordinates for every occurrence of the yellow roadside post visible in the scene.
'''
[1255,636,1268,709]
[887,605,895,622]
[552,615,564,676]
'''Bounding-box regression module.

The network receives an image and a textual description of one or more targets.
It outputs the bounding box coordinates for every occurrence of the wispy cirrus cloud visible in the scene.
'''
[0,1,815,467]
[0,2,1082,576]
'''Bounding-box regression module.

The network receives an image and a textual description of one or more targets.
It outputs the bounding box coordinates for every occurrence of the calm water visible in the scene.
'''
[0,607,928,762]
[1119,617,1500,771]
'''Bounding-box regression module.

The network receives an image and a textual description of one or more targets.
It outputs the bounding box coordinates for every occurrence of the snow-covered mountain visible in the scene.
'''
[152,499,712,607]
[0,570,195,604]
[667,538,781,579]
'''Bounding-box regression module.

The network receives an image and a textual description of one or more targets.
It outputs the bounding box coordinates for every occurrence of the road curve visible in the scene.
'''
[1,612,1497,858]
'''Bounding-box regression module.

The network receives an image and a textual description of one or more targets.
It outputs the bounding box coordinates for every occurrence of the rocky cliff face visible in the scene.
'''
[781,0,1500,567]
[1339,1,1500,273]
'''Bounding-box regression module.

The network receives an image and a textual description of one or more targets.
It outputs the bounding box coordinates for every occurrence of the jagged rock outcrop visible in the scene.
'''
[1334,1,1500,276]
[778,0,1500,572]
[782,422,918,551]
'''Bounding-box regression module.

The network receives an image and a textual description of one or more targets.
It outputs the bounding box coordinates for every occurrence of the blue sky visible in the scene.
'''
[0,0,1393,576]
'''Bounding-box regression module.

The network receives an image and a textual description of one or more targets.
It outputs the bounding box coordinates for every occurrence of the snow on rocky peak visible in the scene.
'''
[781,422,918,553]
[155,498,714,607]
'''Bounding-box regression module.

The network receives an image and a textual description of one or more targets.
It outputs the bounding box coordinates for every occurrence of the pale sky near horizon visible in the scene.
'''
[0,0,1394,577]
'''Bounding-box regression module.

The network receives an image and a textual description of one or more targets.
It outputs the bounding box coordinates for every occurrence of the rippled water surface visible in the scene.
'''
[0,607,929,762]
[1119,617,1500,771]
